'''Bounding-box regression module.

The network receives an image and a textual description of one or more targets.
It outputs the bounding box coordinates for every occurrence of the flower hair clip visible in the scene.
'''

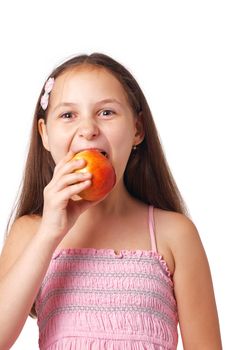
[40,77,55,111]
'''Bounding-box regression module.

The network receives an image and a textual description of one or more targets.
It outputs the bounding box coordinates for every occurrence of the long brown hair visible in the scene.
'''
[8,53,190,319]
[9,52,189,231]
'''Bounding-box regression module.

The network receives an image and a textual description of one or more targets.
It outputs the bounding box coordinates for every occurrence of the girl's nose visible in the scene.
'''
[76,120,100,140]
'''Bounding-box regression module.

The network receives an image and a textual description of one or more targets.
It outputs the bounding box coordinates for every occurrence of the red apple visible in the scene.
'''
[72,149,116,201]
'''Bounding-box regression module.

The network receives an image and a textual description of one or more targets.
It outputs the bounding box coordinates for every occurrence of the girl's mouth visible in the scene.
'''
[100,151,108,158]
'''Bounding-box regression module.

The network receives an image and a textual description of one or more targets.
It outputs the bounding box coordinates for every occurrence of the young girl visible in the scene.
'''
[0,53,222,349]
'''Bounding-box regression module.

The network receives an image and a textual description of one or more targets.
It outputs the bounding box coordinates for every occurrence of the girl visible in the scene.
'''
[0,53,222,349]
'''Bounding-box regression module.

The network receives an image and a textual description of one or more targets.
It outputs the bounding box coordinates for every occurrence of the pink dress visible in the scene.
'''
[35,206,178,349]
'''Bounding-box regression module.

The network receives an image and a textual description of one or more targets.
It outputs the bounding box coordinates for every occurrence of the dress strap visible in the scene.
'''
[148,205,157,252]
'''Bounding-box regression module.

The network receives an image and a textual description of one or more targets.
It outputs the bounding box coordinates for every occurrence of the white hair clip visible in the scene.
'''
[40,77,55,111]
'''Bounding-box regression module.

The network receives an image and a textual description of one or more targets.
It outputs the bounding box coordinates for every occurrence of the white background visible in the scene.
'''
[0,0,232,348]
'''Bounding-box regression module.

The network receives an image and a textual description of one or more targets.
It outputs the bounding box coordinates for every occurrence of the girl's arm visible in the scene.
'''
[171,214,222,349]
[0,152,94,349]
[0,215,60,349]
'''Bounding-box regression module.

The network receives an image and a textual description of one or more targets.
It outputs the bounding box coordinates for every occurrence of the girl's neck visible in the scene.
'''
[86,180,137,218]
[58,182,147,250]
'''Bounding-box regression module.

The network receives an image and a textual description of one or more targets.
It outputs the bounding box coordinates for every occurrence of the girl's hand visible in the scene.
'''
[39,151,95,242]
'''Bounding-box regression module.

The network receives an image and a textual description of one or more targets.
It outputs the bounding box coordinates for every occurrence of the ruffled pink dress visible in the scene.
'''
[35,206,178,349]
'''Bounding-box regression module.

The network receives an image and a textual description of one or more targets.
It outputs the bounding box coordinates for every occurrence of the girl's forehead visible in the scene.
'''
[50,66,128,104]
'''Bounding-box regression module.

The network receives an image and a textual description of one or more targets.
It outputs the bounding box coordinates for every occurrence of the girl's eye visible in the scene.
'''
[99,109,115,118]
[60,112,73,120]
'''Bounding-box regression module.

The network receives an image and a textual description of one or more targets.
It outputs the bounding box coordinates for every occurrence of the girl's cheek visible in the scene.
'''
[49,139,70,164]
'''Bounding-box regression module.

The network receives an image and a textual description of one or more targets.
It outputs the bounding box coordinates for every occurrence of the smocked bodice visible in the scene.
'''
[35,207,178,349]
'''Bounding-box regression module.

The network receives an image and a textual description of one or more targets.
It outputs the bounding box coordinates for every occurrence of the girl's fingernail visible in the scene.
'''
[84,172,92,178]
[76,158,85,165]
[84,179,91,186]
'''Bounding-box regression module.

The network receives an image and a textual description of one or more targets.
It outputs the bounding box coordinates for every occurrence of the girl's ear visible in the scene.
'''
[38,119,50,151]
[134,112,145,146]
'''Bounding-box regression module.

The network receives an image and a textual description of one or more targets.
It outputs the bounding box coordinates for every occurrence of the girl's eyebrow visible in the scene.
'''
[52,102,78,113]
[52,98,123,113]
[95,98,123,106]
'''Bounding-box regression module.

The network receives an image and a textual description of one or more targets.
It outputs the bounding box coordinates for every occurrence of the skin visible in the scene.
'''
[0,66,222,349]
[39,66,142,181]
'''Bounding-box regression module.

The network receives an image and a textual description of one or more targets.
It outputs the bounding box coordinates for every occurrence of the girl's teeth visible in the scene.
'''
[101,151,108,158]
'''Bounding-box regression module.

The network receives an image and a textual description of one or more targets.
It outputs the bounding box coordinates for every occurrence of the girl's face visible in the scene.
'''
[38,66,144,183]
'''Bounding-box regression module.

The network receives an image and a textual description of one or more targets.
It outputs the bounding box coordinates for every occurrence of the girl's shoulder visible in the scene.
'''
[153,208,201,274]
[0,215,41,279]
[7,214,42,241]
[154,207,196,234]
[154,207,198,242]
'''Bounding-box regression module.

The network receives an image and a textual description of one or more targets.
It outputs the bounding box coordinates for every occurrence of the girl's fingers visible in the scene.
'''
[59,180,92,202]
[53,150,75,174]
[44,152,93,210]
[54,151,73,173]
[55,172,92,191]
[53,157,87,182]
